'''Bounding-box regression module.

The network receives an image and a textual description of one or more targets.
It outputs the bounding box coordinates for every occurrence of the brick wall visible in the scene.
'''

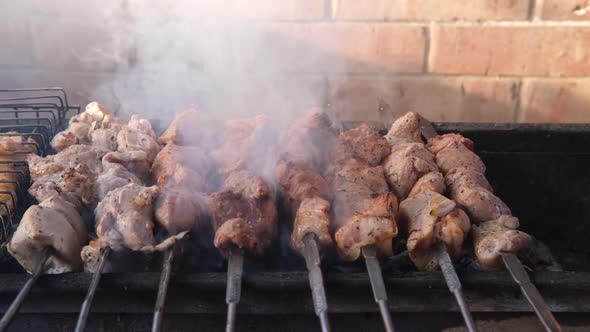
[1,0,590,123]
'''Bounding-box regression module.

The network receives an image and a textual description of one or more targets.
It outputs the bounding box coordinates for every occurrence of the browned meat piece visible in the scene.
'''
[329,157,398,261]
[152,144,212,185]
[208,171,277,255]
[102,150,150,181]
[399,190,470,271]
[446,167,511,223]
[8,194,87,273]
[27,144,108,179]
[290,197,333,253]
[384,112,422,145]
[211,114,277,176]
[155,189,208,234]
[426,134,485,174]
[276,159,332,216]
[333,124,390,166]
[383,142,438,200]
[407,171,446,197]
[28,163,97,208]
[276,109,337,254]
[472,215,532,270]
[159,108,220,146]
[117,115,161,163]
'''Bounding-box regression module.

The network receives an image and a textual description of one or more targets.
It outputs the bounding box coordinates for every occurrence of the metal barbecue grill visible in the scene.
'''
[0,88,589,331]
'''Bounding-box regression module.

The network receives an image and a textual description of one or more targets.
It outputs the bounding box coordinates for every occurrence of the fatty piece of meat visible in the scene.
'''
[290,197,333,254]
[117,114,160,163]
[382,142,438,200]
[399,190,470,271]
[329,158,398,260]
[7,195,87,273]
[333,124,390,166]
[472,215,532,270]
[384,112,422,145]
[211,114,277,176]
[446,167,511,223]
[159,108,220,147]
[207,171,278,256]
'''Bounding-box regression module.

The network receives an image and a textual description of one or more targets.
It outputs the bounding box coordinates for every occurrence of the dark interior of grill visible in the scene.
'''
[0,89,589,331]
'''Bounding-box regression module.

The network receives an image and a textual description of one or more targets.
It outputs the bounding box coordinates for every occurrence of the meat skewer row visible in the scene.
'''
[384,112,476,331]
[420,115,561,332]
[275,109,337,332]
[208,114,278,332]
[327,124,397,332]
[150,108,216,332]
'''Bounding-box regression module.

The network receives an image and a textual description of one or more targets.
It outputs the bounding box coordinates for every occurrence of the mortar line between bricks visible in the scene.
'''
[247,19,590,26]
[528,0,537,21]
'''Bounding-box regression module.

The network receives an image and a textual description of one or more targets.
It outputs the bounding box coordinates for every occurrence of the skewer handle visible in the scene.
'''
[75,247,110,332]
[501,253,562,332]
[435,242,477,332]
[225,247,244,332]
[0,249,50,332]
[302,233,331,332]
[361,245,395,332]
[152,248,175,332]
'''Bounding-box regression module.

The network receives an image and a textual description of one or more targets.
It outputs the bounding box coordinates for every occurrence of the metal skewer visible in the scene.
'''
[75,247,111,332]
[502,252,562,332]
[419,114,561,332]
[361,245,395,332]
[0,249,50,332]
[152,247,175,332]
[225,246,244,332]
[302,233,331,332]
[435,242,477,332]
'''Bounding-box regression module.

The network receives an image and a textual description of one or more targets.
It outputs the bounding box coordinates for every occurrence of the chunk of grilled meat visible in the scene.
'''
[383,142,438,200]
[426,131,532,269]
[208,170,278,256]
[27,144,108,179]
[211,114,277,176]
[446,167,511,223]
[28,163,96,208]
[159,108,220,147]
[155,189,208,235]
[0,134,39,213]
[95,152,143,201]
[333,124,390,167]
[276,109,337,254]
[384,112,422,145]
[472,215,532,270]
[329,157,398,261]
[117,114,160,163]
[8,194,87,273]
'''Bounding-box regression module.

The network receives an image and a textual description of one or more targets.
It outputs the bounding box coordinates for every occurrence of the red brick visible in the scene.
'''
[429,26,590,76]
[328,76,518,123]
[540,0,590,21]
[0,18,32,67]
[520,79,590,122]
[252,23,425,73]
[30,19,134,71]
[332,0,530,21]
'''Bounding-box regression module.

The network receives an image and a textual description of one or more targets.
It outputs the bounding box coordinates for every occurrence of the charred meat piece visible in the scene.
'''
[383,142,438,200]
[8,194,87,273]
[472,215,532,270]
[208,170,278,256]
